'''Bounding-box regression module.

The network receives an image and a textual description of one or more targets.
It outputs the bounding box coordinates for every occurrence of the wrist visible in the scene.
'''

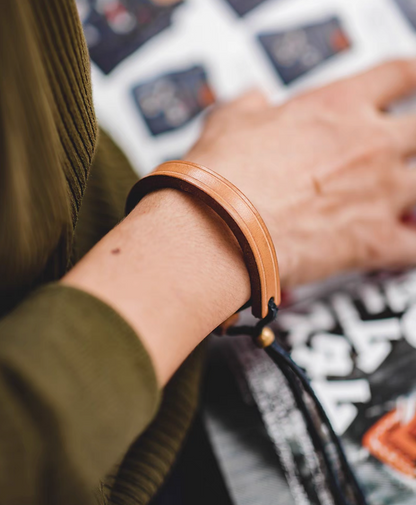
[185,150,292,290]
[127,160,280,319]
[128,188,251,317]
[63,188,250,384]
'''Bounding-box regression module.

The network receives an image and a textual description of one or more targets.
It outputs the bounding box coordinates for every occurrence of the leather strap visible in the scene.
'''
[125,160,281,319]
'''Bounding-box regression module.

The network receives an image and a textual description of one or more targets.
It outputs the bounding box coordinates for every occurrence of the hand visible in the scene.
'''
[63,60,416,385]
[186,60,416,288]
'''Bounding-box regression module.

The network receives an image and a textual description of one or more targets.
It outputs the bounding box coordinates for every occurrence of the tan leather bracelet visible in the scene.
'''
[125,160,281,320]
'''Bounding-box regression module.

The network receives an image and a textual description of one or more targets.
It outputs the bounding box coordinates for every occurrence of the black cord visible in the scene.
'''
[226,298,368,505]
[266,342,368,505]
[266,344,357,505]
[227,297,279,338]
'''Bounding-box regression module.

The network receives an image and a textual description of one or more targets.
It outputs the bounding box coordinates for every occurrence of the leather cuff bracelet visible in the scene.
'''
[125,160,281,324]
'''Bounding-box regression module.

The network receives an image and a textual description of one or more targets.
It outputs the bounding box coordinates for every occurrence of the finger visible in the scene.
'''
[229,89,269,112]
[388,115,416,156]
[348,60,416,108]
[385,224,416,267]
[395,169,416,210]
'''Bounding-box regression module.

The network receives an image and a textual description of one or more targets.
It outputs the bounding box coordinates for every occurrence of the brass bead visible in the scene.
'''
[256,326,275,348]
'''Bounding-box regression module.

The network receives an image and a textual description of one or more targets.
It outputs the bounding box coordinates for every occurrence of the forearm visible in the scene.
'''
[62,189,250,385]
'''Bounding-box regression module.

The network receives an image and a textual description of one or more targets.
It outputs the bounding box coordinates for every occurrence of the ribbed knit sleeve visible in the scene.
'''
[31,0,99,223]
[0,0,98,300]
[0,284,160,505]
[0,1,205,504]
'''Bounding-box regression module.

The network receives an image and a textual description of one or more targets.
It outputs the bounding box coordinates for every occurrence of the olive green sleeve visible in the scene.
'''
[0,284,160,505]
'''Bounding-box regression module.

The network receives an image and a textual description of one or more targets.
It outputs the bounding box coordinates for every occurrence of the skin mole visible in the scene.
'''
[111,248,121,255]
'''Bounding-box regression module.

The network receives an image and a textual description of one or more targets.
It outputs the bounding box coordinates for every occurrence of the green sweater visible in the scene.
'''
[0,1,203,504]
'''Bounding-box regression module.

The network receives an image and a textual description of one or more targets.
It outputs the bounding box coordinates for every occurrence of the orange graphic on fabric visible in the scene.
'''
[363,399,416,479]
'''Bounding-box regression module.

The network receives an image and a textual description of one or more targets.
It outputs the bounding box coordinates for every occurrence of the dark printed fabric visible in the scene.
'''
[204,269,416,505]
[132,65,215,136]
[223,0,272,17]
[394,0,416,30]
[258,16,351,85]
[205,340,364,505]
[203,341,295,505]
[76,0,182,74]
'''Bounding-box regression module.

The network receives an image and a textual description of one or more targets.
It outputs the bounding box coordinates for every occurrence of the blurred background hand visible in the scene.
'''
[186,60,416,288]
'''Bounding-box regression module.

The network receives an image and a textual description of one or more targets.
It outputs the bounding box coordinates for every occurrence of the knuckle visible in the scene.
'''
[313,109,339,131]
[311,83,359,111]
[319,88,342,108]
[353,138,391,169]
[381,128,400,153]
[376,135,395,155]
[366,124,398,156]
[388,59,416,86]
